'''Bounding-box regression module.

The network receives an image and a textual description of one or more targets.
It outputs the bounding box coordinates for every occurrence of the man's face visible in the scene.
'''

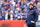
[29,5,33,9]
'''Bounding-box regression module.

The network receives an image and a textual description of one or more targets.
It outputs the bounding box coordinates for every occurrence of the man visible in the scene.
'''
[25,3,38,27]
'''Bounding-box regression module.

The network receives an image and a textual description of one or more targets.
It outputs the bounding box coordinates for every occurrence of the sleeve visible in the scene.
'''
[34,9,38,22]
[25,10,29,23]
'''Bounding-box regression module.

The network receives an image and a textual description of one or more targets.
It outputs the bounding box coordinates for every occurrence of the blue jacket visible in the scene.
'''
[26,8,38,24]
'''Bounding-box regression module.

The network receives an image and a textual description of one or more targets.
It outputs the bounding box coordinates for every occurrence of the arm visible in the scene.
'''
[34,9,38,22]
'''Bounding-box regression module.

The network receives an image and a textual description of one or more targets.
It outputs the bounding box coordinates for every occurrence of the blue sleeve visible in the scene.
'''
[34,9,38,22]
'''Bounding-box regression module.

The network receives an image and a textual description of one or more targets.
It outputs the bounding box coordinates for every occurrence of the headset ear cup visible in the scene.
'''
[34,7,36,9]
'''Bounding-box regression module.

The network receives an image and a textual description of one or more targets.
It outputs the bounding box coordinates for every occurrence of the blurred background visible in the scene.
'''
[0,0,40,20]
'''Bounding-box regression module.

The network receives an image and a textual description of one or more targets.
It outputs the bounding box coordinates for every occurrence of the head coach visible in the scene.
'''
[25,3,38,27]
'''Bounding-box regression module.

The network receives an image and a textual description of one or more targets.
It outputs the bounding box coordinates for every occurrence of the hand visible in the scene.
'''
[33,22,35,24]
[31,21,35,24]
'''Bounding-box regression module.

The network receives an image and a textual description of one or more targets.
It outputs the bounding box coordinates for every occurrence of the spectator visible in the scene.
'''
[0,0,39,20]
[0,13,2,20]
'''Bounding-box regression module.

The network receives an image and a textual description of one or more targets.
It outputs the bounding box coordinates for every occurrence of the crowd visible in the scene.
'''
[0,0,40,20]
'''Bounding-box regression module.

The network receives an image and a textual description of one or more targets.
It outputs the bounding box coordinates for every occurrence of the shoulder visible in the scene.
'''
[33,9,37,11]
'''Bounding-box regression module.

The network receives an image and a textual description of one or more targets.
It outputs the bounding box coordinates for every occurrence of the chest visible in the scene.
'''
[28,10,34,15]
